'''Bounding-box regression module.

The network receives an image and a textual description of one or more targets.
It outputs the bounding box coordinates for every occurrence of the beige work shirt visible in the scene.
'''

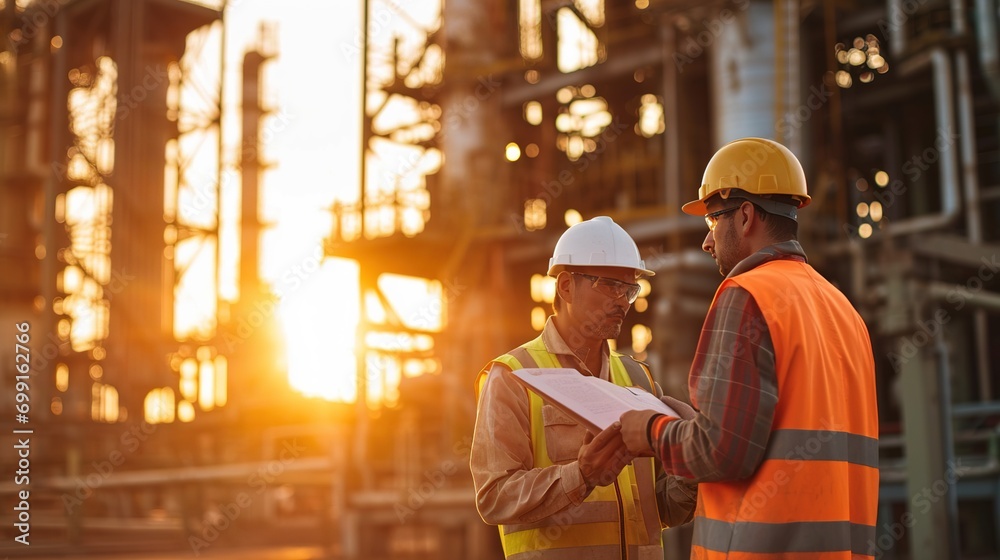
[471,317,610,525]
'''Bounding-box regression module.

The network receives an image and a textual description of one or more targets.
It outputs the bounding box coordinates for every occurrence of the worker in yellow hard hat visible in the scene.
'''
[619,138,879,558]
[471,216,697,559]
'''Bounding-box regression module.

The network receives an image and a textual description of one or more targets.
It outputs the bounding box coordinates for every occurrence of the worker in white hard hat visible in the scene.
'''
[618,138,879,558]
[471,216,697,560]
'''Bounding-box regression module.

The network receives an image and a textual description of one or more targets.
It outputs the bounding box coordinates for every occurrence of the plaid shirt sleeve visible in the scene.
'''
[650,285,778,482]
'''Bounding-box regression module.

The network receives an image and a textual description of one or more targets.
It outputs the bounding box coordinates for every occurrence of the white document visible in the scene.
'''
[510,367,680,434]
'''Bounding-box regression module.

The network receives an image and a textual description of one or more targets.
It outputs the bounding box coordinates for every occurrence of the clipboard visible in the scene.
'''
[509,367,680,433]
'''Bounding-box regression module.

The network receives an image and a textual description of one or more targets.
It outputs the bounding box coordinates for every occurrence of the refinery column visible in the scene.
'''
[438,0,510,557]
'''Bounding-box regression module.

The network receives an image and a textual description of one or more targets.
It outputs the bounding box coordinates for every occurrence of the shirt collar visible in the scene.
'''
[726,240,808,279]
[541,316,610,379]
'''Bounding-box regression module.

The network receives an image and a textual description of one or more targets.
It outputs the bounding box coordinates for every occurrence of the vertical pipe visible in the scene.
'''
[952,0,967,34]
[775,0,801,153]
[935,325,961,559]
[660,19,679,221]
[773,0,785,145]
[888,49,961,235]
[216,3,227,336]
[356,0,370,423]
[974,0,1000,101]
[896,291,952,560]
[888,0,906,57]
[955,52,991,405]
[823,0,848,230]
[46,4,72,543]
[358,0,370,240]
[345,3,371,558]
[955,54,981,242]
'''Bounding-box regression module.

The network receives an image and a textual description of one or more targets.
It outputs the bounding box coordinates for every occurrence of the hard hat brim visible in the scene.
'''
[681,198,707,216]
[548,263,655,278]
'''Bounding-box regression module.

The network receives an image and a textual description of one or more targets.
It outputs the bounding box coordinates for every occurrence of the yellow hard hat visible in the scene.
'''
[681,137,811,217]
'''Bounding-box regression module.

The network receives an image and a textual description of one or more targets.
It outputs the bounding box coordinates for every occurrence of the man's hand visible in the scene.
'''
[578,422,634,491]
[661,396,696,420]
[619,409,659,457]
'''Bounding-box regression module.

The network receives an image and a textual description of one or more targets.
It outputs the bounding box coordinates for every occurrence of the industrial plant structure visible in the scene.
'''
[1,0,999,559]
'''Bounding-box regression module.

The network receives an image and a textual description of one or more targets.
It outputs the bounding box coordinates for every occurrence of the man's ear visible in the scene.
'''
[556,271,575,306]
[738,201,756,235]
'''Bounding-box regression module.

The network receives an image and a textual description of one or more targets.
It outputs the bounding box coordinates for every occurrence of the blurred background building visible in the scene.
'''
[0,0,998,558]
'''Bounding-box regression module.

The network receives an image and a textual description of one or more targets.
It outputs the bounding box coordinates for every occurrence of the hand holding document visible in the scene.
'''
[510,368,680,434]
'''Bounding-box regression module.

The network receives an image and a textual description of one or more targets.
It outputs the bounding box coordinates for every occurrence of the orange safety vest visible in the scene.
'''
[476,336,666,560]
[689,259,879,559]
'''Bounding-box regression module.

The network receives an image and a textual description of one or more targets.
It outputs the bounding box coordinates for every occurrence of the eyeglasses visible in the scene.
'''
[704,205,741,232]
[571,272,641,303]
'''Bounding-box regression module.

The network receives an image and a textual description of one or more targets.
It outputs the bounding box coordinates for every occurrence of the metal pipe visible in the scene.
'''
[953,0,968,34]
[951,401,1000,418]
[974,0,1000,102]
[928,282,1000,312]
[934,323,961,558]
[886,48,962,236]
[888,0,906,57]
[661,19,680,220]
[954,44,992,403]
[956,53,984,244]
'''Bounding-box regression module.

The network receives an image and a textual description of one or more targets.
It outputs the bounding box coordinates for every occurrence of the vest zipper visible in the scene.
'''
[613,479,627,560]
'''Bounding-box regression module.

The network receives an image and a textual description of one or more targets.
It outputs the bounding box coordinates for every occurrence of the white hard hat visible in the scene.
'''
[547,216,654,277]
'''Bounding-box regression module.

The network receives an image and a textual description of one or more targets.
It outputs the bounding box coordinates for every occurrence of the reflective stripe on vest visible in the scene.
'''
[477,335,663,559]
[692,519,876,555]
[690,259,879,559]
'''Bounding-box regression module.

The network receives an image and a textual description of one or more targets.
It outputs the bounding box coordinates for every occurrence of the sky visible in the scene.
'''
[224,0,364,401]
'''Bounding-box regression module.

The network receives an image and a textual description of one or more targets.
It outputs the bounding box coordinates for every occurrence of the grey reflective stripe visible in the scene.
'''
[507,346,540,368]
[507,544,622,560]
[851,522,877,554]
[765,429,879,468]
[694,518,876,554]
[619,356,652,394]
[501,501,620,534]
[631,458,662,540]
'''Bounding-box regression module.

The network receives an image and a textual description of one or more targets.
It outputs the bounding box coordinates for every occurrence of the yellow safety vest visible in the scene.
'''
[476,336,665,560]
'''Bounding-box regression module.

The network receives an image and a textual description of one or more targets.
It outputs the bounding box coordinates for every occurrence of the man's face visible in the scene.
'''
[702,197,745,277]
[563,265,638,341]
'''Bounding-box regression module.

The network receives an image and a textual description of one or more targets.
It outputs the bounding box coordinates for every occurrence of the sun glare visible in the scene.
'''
[184,0,441,404]
[279,258,360,401]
